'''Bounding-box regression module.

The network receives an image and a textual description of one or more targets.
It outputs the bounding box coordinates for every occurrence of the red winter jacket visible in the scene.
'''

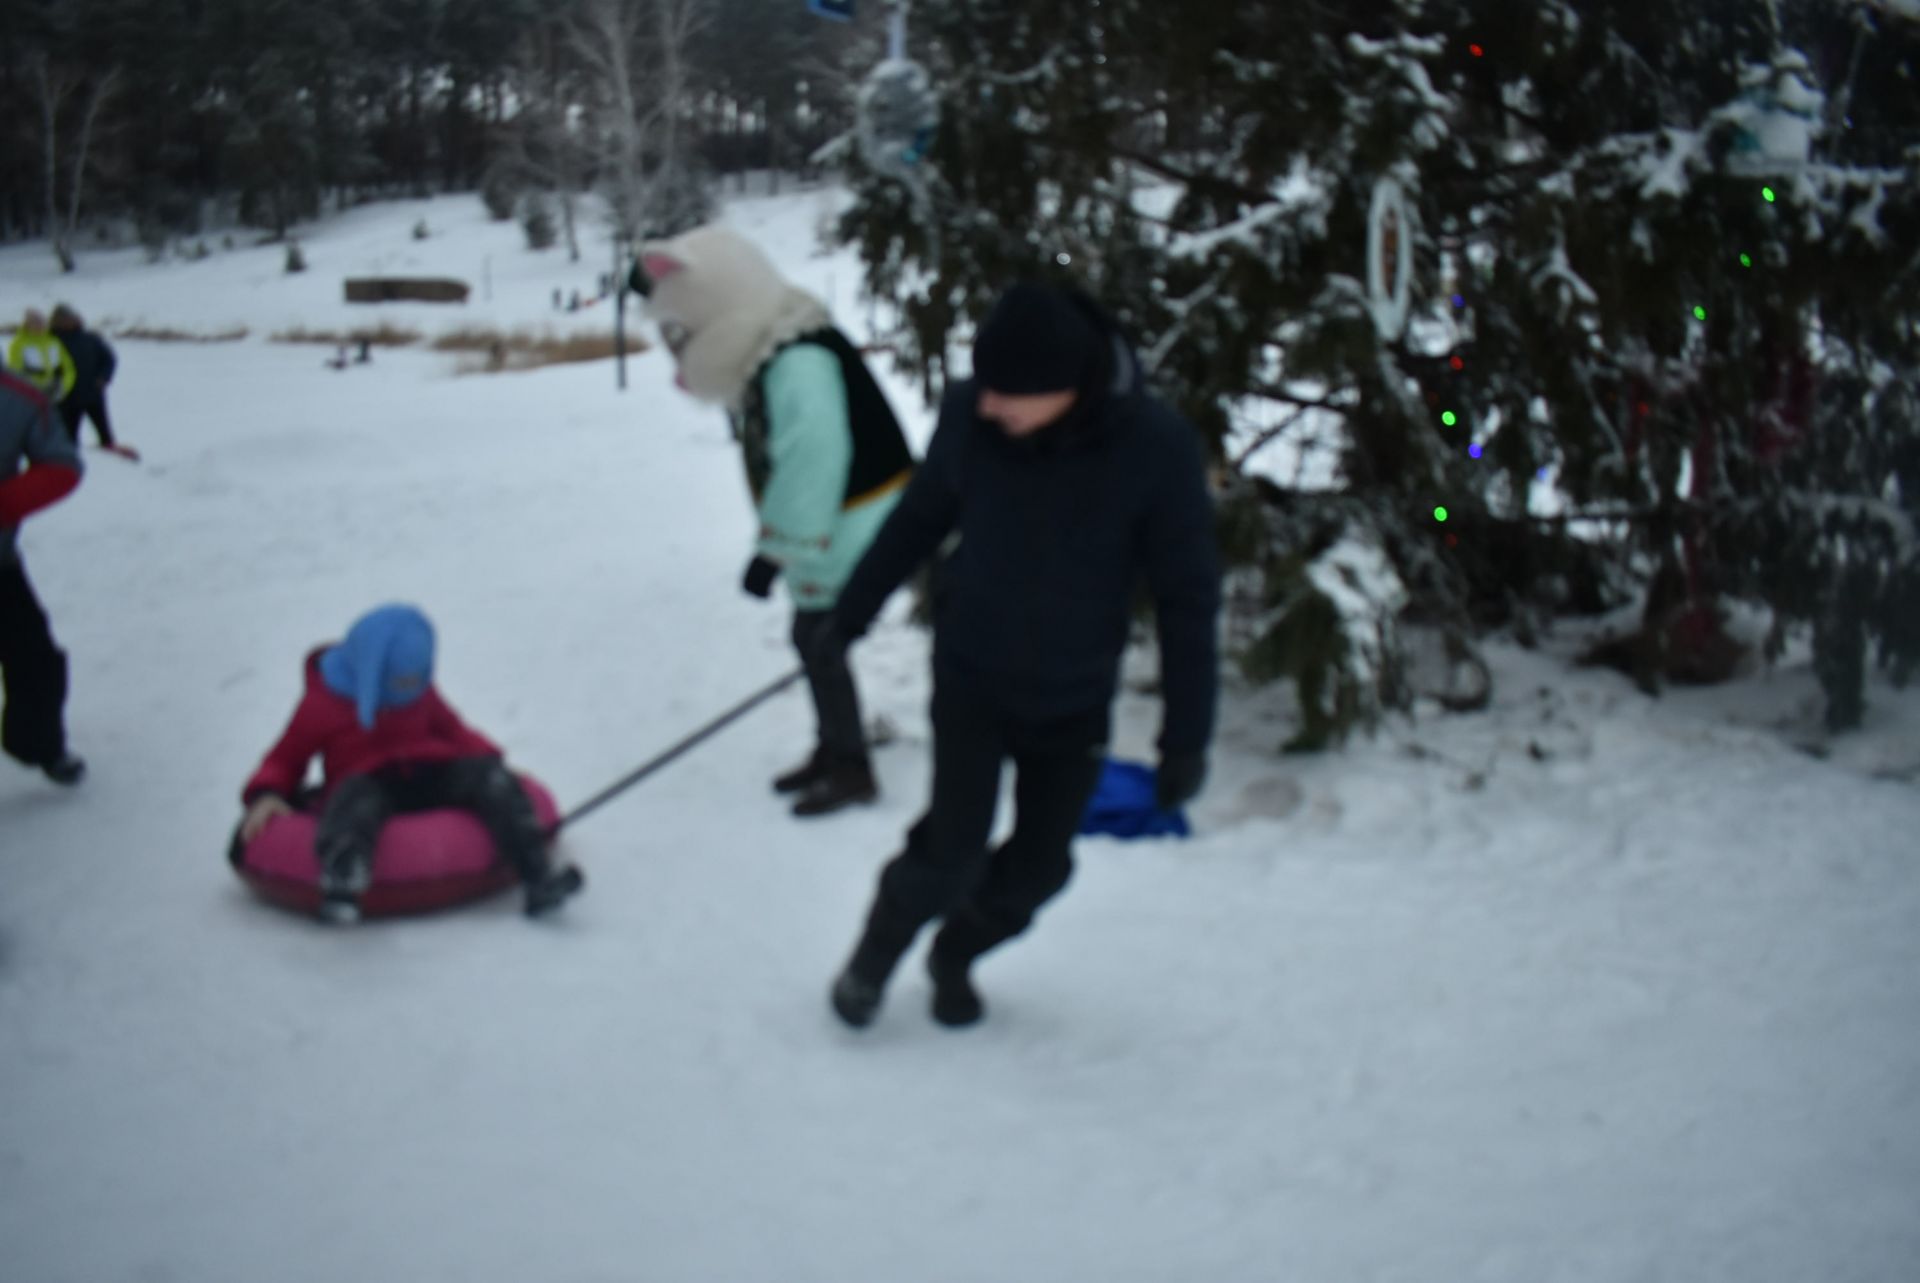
[243,649,503,803]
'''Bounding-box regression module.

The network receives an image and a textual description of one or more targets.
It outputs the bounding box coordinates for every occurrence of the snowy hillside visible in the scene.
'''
[0,184,876,343]
[2,187,1917,1283]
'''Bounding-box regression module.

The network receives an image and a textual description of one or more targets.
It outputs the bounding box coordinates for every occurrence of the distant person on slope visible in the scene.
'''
[239,604,585,924]
[0,367,86,786]
[818,281,1223,1030]
[7,310,76,403]
[635,225,915,818]
[48,306,135,460]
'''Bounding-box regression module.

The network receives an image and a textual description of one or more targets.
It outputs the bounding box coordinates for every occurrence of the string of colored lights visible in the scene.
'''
[1426,41,1784,536]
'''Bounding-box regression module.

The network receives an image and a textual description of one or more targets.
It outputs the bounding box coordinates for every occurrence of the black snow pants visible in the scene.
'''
[314,757,551,896]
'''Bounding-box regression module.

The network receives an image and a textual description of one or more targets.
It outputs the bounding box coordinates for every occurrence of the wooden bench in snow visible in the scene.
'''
[343,278,470,304]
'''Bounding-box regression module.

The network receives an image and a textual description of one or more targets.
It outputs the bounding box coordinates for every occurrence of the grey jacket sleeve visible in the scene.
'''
[23,392,83,473]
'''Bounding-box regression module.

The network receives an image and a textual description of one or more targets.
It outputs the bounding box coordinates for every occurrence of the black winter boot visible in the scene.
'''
[829,903,919,1029]
[927,949,984,1028]
[525,864,585,917]
[830,968,885,1028]
[792,757,877,818]
[925,910,1014,1028]
[772,749,831,795]
[40,752,85,786]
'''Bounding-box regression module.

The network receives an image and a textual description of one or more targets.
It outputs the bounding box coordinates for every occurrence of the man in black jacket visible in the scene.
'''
[49,306,132,460]
[818,281,1222,1029]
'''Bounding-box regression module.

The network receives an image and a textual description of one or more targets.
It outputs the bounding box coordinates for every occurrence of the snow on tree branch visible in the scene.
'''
[1166,202,1293,263]
[973,49,1066,87]
[1531,243,1600,311]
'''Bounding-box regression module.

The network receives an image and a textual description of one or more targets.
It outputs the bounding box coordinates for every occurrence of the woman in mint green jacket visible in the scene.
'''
[639,225,915,817]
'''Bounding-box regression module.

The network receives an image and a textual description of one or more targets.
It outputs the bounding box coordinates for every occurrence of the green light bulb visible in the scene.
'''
[1693,306,1707,321]
[1442,411,1458,426]
[1739,253,1752,267]
[1762,186,1776,203]
[1434,506,1450,523]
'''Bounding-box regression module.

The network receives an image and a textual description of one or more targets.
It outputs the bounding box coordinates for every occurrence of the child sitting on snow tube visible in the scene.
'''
[238,603,583,923]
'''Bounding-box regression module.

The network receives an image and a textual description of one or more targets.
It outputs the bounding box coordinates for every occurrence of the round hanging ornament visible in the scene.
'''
[1366,176,1415,342]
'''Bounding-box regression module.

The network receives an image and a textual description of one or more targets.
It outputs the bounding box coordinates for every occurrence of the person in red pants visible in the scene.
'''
[0,369,86,785]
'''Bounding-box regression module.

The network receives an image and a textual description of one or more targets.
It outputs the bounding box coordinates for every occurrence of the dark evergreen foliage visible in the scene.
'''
[837,0,1920,740]
[0,0,866,246]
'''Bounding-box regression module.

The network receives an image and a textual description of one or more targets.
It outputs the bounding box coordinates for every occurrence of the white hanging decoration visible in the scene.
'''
[856,58,939,183]
[1725,52,1823,177]
[1366,175,1415,343]
[855,6,938,185]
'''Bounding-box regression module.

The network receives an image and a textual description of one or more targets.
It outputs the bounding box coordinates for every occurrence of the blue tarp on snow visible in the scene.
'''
[1078,759,1192,840]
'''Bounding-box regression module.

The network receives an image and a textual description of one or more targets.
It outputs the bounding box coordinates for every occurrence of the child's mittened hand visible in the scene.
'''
[241,795,294,843]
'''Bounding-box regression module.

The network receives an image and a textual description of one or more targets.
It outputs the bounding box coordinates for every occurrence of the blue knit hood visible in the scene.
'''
[318,604,436,730]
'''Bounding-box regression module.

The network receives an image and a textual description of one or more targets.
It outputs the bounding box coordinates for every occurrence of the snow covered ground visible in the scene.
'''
[2,187,1917,1283]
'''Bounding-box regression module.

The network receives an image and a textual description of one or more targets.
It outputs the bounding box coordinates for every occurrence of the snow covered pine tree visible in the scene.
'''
[839,0,1918,742]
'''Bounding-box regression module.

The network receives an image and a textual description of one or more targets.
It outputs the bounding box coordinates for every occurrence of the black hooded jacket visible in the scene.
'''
[54,328,115,396]
[833,298,1221,755]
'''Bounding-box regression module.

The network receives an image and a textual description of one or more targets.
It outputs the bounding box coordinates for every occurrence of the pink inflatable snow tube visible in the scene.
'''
[230,775,561,918]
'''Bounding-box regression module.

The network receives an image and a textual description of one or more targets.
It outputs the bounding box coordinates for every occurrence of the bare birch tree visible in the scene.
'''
[570,0,712,242]
[31,55,118,273]
[496,25,591,261]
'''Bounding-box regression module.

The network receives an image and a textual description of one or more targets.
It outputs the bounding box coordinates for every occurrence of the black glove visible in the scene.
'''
[1155,751,1207,811]
[742,555,781,599]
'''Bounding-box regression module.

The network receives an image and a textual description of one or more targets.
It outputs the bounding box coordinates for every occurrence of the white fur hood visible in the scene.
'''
[640,225,833,407]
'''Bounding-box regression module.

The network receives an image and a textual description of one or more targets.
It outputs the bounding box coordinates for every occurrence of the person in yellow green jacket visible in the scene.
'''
[7,310,77,402]
[637,224,914,818]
